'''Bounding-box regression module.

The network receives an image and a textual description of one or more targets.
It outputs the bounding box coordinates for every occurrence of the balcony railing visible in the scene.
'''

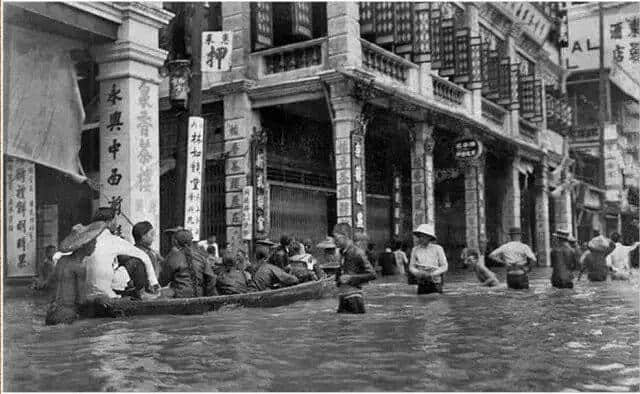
[252,37,327,77]
[432,74,467,108]
[571,126,599,140]
[360,38,417,84]
[481,97,508,130]
[519,119,539,144]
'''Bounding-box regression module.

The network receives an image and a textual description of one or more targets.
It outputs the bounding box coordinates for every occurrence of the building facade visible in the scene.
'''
[158,2,574,266]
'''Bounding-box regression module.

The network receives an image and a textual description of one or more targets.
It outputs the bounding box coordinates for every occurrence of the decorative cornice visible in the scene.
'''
[116,2,174,28]
[248,78,320,102]
[65,2,124,24]
[93,40,167,69]
[206,79,255,97]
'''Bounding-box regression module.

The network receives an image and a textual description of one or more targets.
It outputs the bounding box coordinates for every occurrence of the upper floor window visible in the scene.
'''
[480,24,505,56]
[515,52,535,76]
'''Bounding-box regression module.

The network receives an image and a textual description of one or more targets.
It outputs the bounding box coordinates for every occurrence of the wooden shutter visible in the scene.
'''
[252,2,273,50]
[375,2,394,45]
[429,9,442,69]
[545,85,556,123]
[440,18,455,76]
[519,75,536,119]
[469,36,483,89]
[412,3,431,63]
[485,50,500,99]
[510,63,520,109]
[454,28,470,83]
[532,79,543,122]
[394,2,413,56]
[498,58,511,106]
[360,2,375,36]
[291,3,313,39]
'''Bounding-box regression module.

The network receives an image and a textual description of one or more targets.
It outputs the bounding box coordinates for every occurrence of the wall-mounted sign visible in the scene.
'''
[202,31,233,72]
[252,128,269,239]
[392,170,402,237]
[185,116,204,240]
[454,138,483,160]
[241,186,253,240]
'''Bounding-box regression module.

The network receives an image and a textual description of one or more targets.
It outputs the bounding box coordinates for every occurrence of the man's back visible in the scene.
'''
[217,269,250,295]
[251,263,298,291]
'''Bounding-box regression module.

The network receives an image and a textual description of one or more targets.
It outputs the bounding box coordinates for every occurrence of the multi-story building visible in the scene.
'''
[3,2,172,279]
[158,2,574,266]
[564,2,639,243]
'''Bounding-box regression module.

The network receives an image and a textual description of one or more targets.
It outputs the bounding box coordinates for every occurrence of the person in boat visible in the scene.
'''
[392,240,408,275]
[465,248,499,287]
[250,245,299,291]
[32,245,57,291]
[85,208,160,300]
[409,224,448,294]
[606,232,639,281]
[45,222,107,325]
[216,252,251,295]
[197,235,219,258]
[550,229,578,289]
[577,234,615,282]
[160,228,217,298]
[289,241,324,282]
[333,223,376,314]
[488,227,536,290]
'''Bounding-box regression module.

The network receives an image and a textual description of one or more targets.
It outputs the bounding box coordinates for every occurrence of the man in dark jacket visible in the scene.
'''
[333,223,376,314]
[216,252,251,295]
[160,228,217,298]
[550,230,578,289]
[250,246,299,291]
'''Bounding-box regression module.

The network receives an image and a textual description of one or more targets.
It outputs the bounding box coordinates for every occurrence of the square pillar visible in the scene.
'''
[460,156,487,252]
[223,92,261,254]
[410,123,435,228]
[535,155,551,266]
[501,155,521,244]
[327,2,362,69]
[220,2,254,82]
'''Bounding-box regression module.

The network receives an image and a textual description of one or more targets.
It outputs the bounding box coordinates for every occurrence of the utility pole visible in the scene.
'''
[598,3,607,191]
[173,3,204,230]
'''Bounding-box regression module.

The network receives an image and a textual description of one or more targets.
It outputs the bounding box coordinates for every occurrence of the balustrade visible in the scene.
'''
[481,97,507,129]
[360,38,416,83]
[432,74,467,108]
[254,37,327,76]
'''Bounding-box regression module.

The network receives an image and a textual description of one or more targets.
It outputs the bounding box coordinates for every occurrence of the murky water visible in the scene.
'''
[4,268,639,392]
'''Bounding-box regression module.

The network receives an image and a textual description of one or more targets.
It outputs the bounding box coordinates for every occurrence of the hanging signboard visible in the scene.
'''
[202,31,233,72]
[604,123,623,202]
[5,157,37,277]
[454,138,483,160]
[185,116,205,240]
[241,186,254,240]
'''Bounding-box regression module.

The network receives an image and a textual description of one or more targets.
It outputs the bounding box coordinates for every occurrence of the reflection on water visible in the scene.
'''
[4,268,639,391]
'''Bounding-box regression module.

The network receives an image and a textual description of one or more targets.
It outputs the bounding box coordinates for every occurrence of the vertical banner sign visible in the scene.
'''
[291,3,312,39]
[454,28,470,83]
[374,2,394,45]
[469,36,483,89]
[251,2,273,50]
[429,8,443,69]
[241,186,254,240]
[202,31,233,72]
[359,2,375,35]
[392,169,402,237]
[352,125,366,232]
[604,123,623,202]
[412,3,431,63]
[5,157,37,277]
[440,18,455,76]
[185,116,205,240]
[253,128,269,240]
[394,2,413,55]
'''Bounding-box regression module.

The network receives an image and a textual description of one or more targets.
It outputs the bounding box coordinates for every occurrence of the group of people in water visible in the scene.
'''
[40,205,639,323]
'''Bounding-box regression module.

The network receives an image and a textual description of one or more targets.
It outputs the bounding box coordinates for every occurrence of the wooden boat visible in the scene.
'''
[79,276,338,318]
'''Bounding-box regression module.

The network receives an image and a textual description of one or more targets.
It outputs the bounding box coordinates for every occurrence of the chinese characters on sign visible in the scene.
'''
[185,116,205,240]
[351,130,366,231]
[5,157,37,277]
[241,186,254,240]
[252,128,269,240]
[201,31,233,72]
[392,170,402,237]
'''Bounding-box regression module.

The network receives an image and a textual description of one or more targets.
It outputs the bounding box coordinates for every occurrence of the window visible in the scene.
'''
[480,24,505,55]
[252,2,327,51]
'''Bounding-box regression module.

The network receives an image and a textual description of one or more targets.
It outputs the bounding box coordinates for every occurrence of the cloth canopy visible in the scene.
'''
[3,26,87,182]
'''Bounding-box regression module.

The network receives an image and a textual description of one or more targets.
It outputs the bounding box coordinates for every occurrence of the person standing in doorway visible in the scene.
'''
[488,227,536,290]
[333,223,376,313]
[409,224,448,294]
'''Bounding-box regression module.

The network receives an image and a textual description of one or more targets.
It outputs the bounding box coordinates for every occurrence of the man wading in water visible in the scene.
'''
[333,223,376,314]
[488,227,536,289]
[408,224,448,294]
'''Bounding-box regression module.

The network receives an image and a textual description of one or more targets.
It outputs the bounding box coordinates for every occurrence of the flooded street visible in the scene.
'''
[4,267,639,392]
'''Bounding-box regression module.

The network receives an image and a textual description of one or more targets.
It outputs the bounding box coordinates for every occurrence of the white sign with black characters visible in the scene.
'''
[202,31,233,72]
[185,116,205,240]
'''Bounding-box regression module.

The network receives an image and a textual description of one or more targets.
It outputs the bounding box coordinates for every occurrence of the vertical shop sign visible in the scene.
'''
[351,124,366,232]
[252,2,273,50]
[241,186,254,240]
[202,31,233,72]
[185,116,205,240]
[469,36,483,89]
[5,157,37,277]
[252,127,269,240]
[392,169,402,237]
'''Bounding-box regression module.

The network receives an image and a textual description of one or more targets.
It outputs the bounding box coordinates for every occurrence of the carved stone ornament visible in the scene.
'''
[424,134,436,153]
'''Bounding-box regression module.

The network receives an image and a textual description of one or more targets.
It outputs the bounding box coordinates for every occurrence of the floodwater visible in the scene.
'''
[4,268,639,392]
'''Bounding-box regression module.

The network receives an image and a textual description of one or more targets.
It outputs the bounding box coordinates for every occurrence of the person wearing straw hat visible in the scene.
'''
[333,223,376,313]
[45,221,107,325]
[409,224,448,294]
[577,234,615,282]
[550,229,578,289]
[488,227,536,290]
[84,209,160,300]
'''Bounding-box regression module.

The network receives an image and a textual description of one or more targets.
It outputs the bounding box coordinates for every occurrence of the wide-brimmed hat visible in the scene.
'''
[508,227,522,235]
[316,236,337,249]
[256,238,278,248]
[413,224,436,240]
[553,229,572,241]
[59,221,107,253]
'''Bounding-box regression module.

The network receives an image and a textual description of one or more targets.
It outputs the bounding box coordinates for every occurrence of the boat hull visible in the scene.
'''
[79,276,338,318]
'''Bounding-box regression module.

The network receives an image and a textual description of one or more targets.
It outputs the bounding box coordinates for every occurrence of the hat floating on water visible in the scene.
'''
[59,221,107,253]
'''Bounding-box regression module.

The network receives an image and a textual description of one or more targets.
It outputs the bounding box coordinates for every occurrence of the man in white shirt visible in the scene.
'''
[84,208,159,300]
[409,224,448,294]
[489,227,536,289]
[606,232,639,281]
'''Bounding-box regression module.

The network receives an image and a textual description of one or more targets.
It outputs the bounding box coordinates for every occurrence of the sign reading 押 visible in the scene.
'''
[201,31,233,72]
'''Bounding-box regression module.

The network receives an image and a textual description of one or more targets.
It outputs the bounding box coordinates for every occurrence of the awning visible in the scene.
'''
[3,25,87,182]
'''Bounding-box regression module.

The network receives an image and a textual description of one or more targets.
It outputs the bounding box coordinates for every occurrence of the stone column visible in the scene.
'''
[410,123,436,228]
[535,155,551,266]
[460,156,487,252]
[223,92,261,254]
[221,2,255,81]
[502,155,521,244]
[465,3,482,119]
[327,2,362,69]
[93,5,170,247]
[330,80,366,235]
